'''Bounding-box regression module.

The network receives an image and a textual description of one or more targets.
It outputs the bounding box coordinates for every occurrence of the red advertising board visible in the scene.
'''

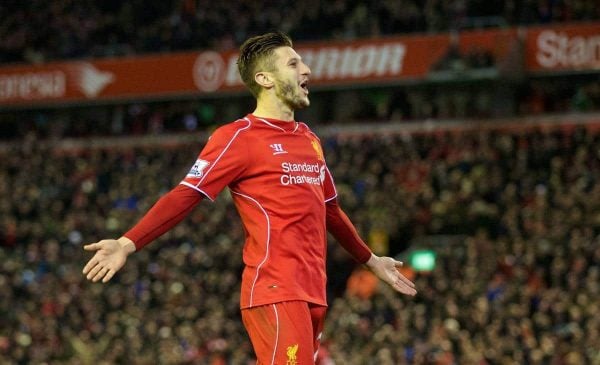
[0,52,240,106]
[525,23,600,72]
[0,36,453,106]
[4,23,596,106]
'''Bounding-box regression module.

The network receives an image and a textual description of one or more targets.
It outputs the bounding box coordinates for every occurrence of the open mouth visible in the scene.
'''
[300,80,309,94]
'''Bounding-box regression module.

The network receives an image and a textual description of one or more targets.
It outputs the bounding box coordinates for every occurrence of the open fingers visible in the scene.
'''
[82,242,103,274]
[102,269,117,283]
[86,261,105,281]
[92,266,110,282]
[82,258,98,275]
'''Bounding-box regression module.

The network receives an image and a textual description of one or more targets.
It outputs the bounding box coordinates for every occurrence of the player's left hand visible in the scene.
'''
[365,254,417,296]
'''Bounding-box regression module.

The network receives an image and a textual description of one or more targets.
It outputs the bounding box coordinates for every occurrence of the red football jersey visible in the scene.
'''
[181,114,337,308]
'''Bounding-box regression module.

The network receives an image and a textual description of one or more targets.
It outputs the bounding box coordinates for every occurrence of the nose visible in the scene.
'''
[301,61,311,76]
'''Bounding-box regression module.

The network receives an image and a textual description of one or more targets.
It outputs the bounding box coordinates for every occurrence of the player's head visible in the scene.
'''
[238,31,311,109]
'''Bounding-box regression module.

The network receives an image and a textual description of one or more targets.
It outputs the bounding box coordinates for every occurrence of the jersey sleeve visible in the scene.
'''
[326,198,372,263]
[180,121,250,200]
[124,184,203,250]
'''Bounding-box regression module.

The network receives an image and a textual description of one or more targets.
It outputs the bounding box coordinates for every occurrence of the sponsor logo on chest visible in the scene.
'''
[267,140,326,186]
[280,161,326,186]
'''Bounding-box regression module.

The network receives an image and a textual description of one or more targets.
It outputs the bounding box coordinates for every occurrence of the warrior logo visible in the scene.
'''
[270,143,287,155]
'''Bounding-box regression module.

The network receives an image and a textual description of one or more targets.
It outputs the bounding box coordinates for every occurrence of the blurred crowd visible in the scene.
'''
[1,0,599,64]
[2,75,600,142]
[323,124,600,364]
[1,121,599,363]
[2,1,599,364]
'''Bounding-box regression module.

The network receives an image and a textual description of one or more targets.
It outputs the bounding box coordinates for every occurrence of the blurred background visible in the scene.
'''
[1,1,600,364]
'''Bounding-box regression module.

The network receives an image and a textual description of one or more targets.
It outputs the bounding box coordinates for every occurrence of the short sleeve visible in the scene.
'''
[180,121,250,200]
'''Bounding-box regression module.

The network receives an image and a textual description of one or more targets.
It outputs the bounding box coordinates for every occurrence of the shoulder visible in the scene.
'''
[299,122,321,141]
[215,118,253,135]
[209,118,253,142]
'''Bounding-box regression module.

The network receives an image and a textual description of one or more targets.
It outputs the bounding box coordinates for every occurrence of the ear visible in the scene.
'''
[255,71,274,89]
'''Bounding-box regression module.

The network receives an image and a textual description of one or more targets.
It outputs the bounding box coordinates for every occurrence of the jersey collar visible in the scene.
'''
[249,114,300,133]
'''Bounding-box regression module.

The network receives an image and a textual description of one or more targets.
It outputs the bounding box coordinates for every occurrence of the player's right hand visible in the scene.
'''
[82,237,135,283]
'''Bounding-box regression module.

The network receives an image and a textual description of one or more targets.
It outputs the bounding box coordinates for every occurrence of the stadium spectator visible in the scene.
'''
[1,122,599,363]
[1,0,598,64]
[2,76,599,142]
[2,2,599,363]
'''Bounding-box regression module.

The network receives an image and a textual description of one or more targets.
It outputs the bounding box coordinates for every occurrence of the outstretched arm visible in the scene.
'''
[82,184,203,283]
[325,199,416,296]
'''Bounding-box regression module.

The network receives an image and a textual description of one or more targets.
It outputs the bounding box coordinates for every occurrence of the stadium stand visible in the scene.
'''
[1,116,600,363]
[1,1,600,364]
[1,0,599,64]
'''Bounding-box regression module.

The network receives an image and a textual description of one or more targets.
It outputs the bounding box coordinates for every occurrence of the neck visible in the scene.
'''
[252,95,294,121]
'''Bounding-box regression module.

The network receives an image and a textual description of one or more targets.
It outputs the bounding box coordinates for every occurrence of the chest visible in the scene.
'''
[251,132,325,169]
[239,131,327,192]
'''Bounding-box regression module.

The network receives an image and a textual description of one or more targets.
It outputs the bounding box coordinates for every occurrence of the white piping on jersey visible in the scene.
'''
[271,304,280,365]
[230,189,270,307]
[301,122,312,135]
[195,119,251,188]
[300,125,338,202]
[179,181,214,201]
[324,194,338,203]
[257,117,298,133]
[324,164,338,202]
[314,332,322,361]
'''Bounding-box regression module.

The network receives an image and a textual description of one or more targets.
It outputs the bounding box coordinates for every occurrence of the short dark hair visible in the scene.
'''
[237,31,293,98]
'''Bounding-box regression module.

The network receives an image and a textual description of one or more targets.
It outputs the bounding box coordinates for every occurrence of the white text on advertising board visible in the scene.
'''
[0,71,65,100]
[300,43,406,79]
[223,42,407,88]
[536,30,600,69]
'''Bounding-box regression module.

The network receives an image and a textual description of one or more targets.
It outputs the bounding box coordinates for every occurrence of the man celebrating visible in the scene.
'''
[83,31,416,364]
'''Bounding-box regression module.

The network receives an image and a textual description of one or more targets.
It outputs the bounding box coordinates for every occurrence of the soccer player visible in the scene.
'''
[82,31,416,364]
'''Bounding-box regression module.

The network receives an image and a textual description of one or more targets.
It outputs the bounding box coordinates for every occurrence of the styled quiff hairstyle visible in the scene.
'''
[237,31,293,98]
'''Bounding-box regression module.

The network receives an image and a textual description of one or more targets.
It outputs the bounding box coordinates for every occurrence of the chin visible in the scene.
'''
[298,96,310,108]
[287,97,310,110]
[295,101,309,110]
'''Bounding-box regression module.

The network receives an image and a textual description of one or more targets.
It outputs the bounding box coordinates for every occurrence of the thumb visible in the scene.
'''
[394,259,404,269]
[83,242,102,251]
